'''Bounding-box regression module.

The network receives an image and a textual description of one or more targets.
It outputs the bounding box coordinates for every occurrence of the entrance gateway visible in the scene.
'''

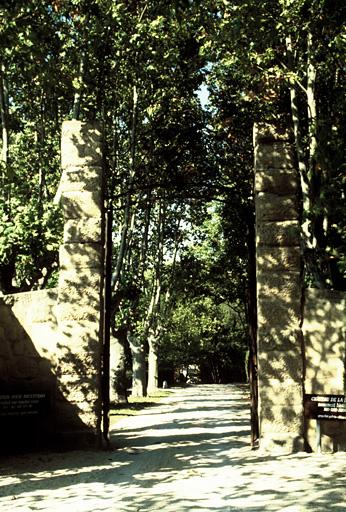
[0,122,345,452]
[253,124,346,453]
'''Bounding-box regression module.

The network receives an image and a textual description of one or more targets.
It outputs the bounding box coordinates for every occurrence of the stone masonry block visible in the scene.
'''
[260,403,304,434]
[258,349,303,383]
[305,357,345,394]
[74,409,100,430]
[58,273,101,303]
[61,121,102,169]
[58,373,99,404]
[11,355,41,379]
[253,123,292,145]
[259,433,305,454]
[303,288,345,396]
[255,169,299,195]
[256,193,299,222]
[256,246,301,272]
[256,221,300,247]
[60,167,102,193]
[57,355,100,377]
[257,299,301,330]
[257,271,301,302]
[0,336,11,357]
[57,318,99,339]
[57,288,100,312]
[56,344,100,377]
[26,302,57,325]
[64,218,102,243]
[58,268,101,288]
[57,320,101,354]
[255,142,295,170]
[259,378,303,407]
[60,190,102,219]
[257,326,302,351]
[303,288,345,325]
[59,243,102,270]
[55,302,100,323]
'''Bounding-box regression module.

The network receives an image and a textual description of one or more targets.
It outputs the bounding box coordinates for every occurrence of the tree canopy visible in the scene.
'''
[0,0,344,395]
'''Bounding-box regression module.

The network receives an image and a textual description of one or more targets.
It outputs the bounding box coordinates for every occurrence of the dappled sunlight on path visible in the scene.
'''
[0,384,345,511]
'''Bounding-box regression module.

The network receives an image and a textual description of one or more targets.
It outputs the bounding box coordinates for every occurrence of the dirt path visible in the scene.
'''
[0,384,345,511]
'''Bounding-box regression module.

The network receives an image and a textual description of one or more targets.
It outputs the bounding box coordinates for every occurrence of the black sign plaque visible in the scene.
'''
[0,392,50,418]
[304,394,346,421]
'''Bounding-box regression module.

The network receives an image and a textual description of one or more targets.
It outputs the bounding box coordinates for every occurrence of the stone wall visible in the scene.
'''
[254,123,346,453]
[303,289,346,451]
[0,290,59,394]
[0,121,104,451]
[254,124,305,453]
[0,290,83,450]
[55,120,104,441]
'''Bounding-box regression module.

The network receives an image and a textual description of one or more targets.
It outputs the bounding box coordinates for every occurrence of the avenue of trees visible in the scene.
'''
[0,1,345,399]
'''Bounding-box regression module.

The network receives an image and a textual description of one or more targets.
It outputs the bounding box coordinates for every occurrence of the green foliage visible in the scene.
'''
[1,0,344,395]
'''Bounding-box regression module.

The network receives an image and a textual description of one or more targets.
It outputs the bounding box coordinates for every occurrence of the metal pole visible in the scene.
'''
[316,419,321,453]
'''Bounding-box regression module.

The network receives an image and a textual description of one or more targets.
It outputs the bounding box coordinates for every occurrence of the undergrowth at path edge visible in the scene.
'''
[109,390,172,426]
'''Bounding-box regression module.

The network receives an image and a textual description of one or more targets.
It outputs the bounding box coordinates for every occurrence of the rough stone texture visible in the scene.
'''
[255,169,299,195]
[257,327,302,352]
[56,120,104,434]
[0,121,104,452]
[60,121,102,169]
[303,288,346,451]
[59,167,102,192]
[256,193,299,222]
[59,243,102,270]
[0,290,60,453]
[257,221,300,247]
[60,190,102,219]
[256,246,301,272]
[64,218,102,243]
[257,300,301,330]
[254,143,296,170]
[1,290,60,363]
[254,123,304,453]
[257,271,301,301]
[253,123,294,144]
[259,349,303,382]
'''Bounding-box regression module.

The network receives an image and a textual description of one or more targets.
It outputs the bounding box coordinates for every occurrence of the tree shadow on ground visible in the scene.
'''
[0,385,345,512]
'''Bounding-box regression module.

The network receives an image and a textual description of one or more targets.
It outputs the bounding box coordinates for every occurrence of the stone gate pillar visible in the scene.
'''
[55,120,104,445]
[254,124,305,453]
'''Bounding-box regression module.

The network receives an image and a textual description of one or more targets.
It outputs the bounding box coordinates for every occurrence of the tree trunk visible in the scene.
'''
[285,35,311,244]
[128,332,146,397]
[72,51,85,120]
[0,62,9,209]
[110,329,129,404]
[0,63,8,168]
[147,330,159,395]
[307,31,320,250]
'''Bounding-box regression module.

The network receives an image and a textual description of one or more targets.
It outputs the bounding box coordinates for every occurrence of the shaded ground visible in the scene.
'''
[0,384,345,511]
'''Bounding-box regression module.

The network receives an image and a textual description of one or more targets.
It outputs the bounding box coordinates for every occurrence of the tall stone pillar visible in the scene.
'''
[254,124,305,453]
[55,120,104,445]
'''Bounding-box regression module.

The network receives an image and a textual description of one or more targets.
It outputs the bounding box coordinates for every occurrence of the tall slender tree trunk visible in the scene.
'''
[111,84,138,291]
[147,329,159,394]
[146,282,161,395]
[0,62,9,208]
[285,35,311,245]
[110,329,129,404]
[128,332,146,397]
[0,63,8,169]
[145,198,165,394]
[306,31,320,249]
[72,51,85,120]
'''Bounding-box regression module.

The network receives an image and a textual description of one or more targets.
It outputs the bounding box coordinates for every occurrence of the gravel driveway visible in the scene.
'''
[0,384,345,511]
